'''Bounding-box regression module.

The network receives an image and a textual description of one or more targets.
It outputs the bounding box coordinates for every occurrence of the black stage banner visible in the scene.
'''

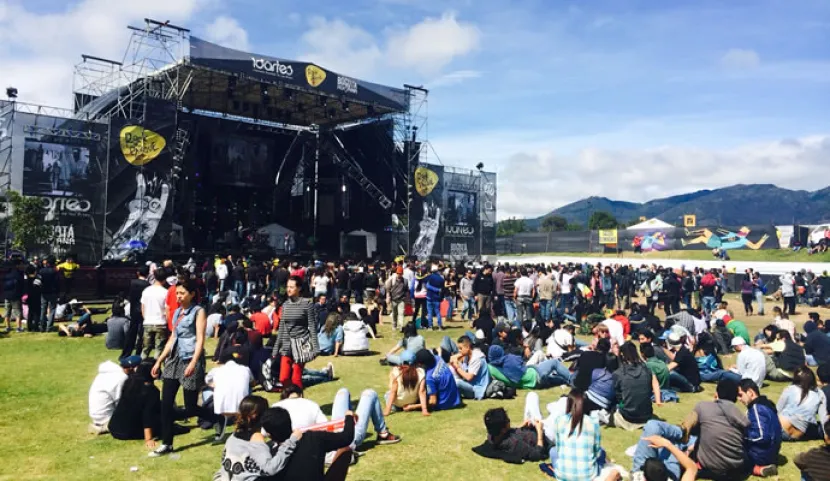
[103,99,177,260]
[410,164,444,260]
[442,170,480,259]
[189,37,408,112]
[17,112,108,263]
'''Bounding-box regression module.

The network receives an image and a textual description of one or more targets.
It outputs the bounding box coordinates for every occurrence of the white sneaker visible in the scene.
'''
[88,423,108,435]
[148,444,173,457]
[326,362,335,381]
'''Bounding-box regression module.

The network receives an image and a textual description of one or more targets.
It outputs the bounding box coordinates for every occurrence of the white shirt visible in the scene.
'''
[737,346,767,387]
[216,263,228,280]
[206,361,252,415]
[601,318,626,346]
[514,276,534,297]
[88,361,127,425]
[342,320,370,352]
[546,329,575,359]
[272,397,327,429]
[313,275,329,294]
[140,284,168,326]
[561,274,573,294]
[774,317,795,338]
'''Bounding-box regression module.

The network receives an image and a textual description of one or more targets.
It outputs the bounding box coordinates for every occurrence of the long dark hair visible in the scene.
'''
[792,366,817,405]
[619,342,642,365]
[236,395,269,434]
[401,321,418,339]
[122,359,155,399]
[566,389,586,436]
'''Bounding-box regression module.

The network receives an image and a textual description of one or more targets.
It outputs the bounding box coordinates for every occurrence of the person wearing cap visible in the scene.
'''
[88,355,141,435]
[728,336,767,388]
[665,332,702,393]
[384,266,408,331]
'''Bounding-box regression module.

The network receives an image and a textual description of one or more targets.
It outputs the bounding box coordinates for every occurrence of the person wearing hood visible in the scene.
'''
[88,355,141,434]
[414,349,460,412]
[738,379,782,477]
[780,271,796,315]
[613,342,662,431]
[803,320,830,367]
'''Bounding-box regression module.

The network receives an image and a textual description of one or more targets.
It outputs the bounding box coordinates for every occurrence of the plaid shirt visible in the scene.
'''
[553,414,602,481]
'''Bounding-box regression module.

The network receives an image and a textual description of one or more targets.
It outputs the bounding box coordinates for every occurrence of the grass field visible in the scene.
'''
[500,249,830,263]
[1,295,827,480]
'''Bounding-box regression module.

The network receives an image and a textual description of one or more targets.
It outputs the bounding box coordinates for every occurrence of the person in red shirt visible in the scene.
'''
[164,275,181,331]
[249,302,272,338]
[613,310,631,339]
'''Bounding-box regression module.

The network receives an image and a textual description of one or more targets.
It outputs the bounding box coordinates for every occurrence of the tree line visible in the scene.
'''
[497,211,642,237]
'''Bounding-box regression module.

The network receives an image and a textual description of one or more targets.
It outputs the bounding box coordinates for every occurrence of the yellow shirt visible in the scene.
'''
[57,261,79,278]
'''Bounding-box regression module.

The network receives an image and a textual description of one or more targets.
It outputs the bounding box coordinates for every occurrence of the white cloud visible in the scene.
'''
[720,48,761,70]
[386,12,481,75]
[299,17,383,77]
[429,69,481,88]
[0,0,205,108]
[490,135,830,219]
[204,15,249,51]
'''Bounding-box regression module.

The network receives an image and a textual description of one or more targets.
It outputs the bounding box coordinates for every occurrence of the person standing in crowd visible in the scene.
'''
[24,264,41,332]
[503,269,517,325]
[474,264,495,318]
[141,268,169,359]
[752,272,766,316]
[740,273,755,317]
[536,269,556,324]
[3,259,24,333]
[492,264,505,317]
[780,271,796,315]
[38,257,59,332]
[514,268,535,324]
[273,276,319,389]
[459,269,477,322]
[150,278,223,457]
[364,264,380,305]
[384,266,407,331]
[56,255,79,296]
[122,265,150,359]
[425,264,446,331]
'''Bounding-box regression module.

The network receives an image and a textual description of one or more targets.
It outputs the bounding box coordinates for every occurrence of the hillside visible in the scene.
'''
[529,184,830,228]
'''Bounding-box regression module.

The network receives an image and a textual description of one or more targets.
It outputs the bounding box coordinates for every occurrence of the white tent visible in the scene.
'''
[342,230,378,259]
[256,223,294,252]
[627,218,674,230]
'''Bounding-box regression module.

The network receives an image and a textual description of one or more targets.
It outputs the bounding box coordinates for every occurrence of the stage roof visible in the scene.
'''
[181,37,409,126]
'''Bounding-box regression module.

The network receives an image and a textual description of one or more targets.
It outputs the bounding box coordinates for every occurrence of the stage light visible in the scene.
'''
[341,184,347,192]
[342,101,350,112]
[5,87,18,99]
[476,162,484,171]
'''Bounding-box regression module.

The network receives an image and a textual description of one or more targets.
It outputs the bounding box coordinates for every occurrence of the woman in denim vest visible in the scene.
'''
[150,277,223,457]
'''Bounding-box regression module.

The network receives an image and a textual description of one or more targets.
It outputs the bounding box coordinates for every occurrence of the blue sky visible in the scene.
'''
[1,0,828,218]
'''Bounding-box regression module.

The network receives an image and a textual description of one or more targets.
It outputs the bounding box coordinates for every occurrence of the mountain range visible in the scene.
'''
[526,184,830,229]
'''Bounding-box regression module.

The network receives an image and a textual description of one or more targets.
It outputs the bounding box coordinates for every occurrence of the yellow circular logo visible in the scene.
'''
[414,167,439,197]
[305,65,327,87]
[119,125,166,166]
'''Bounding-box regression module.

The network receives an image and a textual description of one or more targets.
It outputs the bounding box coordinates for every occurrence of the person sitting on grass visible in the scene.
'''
[637,330,670,364]
[317,312,344,357]
[794,418,830,481]
[260,406,353,481]
[205,349,255,441]
[694,339,742,384]
[664,332,702,393]
[379,321,424,366]
[215,395,300,481]
[728,336,767,388]
[88,355,141,435]
[105,297,130,350]
[630,435,698,481]
[759,329,806,382]
[448,335,491,400]
[108,359,163,451]
[737,379,781,477]
[341,312,374,356]
[414,348,461,412]
[613,342,662,431]
[384,358,429,416]
[777,365,827,441]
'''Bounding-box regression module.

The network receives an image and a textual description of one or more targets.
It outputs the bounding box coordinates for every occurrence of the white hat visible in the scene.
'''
[68,299,80,305]
[731,337,747,347]
[667,332,683,346]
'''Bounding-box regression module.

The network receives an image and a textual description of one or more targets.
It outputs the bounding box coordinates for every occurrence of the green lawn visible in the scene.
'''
[0,296,826,480]
[500,249,830,263]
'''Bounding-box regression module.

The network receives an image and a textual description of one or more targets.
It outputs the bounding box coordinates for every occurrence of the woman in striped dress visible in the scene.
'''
[273,276,319,388]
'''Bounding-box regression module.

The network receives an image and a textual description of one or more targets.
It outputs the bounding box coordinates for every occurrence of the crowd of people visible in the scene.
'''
[74,256,830,480]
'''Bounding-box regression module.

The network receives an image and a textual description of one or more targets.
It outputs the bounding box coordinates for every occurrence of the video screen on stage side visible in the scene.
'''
[23,140,91,197]
[209,134,273,187]
[446,190,478,226]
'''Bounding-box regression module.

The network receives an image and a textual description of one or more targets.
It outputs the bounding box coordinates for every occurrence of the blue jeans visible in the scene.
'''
[632,420,689,478]
[539,299,551,322]
[40,294,58,332]
[302,367,332,388]
[456,378,477,400]
[504,299,517,323]
[531,359,573,388]
[755,290,765,315]
[702,296,716,317]
[234,280,245,298]
[603,292,615,310]
[683,293,692,310]
[701,369,742,384]
[426,299,443,329]
[445,296,455,318]
[669,371,697,392]
[558,293,574,315]
[517,297,533,324]
[332,388,387,450]
[386,351,415,366]
[462,297,476,320]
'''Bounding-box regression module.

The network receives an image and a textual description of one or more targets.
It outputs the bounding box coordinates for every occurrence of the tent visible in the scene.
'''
[342,230,378,259]
[256,223,294,252]
[627,218,674,230]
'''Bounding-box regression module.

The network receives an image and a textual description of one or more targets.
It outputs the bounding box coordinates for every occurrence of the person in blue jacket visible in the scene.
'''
[738,379,782,478]
[424,264,446,331]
